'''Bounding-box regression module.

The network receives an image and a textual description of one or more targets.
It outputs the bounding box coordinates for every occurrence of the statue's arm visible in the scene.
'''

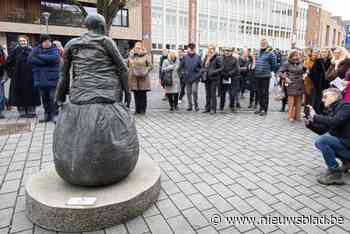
[55,42,73,104]
[104,38,130,104]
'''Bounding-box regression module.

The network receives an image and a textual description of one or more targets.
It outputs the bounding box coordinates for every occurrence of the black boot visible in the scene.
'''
[254,109,262,114]
[280,104,286,112]
[340,159,350,173]
[317,169,345,185]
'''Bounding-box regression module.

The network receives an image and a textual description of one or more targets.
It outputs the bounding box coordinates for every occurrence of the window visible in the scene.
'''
[325,25,330,46]
[112,9,129,27]
[268,29,273,36]
[246,26,252,34]
[253,27,259,35]
[152,43,157,49]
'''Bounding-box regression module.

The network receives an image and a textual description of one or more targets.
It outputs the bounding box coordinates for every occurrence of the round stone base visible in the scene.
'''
[25,156,161,232]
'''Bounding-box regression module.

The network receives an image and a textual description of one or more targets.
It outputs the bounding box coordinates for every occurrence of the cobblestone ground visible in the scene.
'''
[1,75,350,234]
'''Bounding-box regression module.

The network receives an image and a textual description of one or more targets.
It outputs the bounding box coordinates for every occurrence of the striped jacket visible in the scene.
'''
[254,48,277,78]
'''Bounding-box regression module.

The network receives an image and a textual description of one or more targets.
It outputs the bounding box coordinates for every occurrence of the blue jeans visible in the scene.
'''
[39,87,58,118]
[315,134,350,170]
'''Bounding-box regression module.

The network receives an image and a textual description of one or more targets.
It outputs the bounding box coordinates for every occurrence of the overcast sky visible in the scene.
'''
[314,0,350,20]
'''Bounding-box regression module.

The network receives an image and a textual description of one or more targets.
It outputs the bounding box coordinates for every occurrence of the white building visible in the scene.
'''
[151,0,308,52]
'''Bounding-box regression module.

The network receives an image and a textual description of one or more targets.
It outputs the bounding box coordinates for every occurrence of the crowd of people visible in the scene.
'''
[0,34,63,123]
[0,34,349,185]
[152,39,350,119]
[1,36,350,120]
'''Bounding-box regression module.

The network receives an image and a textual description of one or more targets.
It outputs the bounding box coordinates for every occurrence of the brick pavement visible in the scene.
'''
[1,76,350,233]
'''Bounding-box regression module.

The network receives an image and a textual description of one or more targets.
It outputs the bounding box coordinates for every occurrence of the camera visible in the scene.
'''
[304,106,310,119]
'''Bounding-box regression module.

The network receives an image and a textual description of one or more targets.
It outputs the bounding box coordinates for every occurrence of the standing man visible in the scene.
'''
[220,48,240,112]
[254,38,277,116]
[28,34,60,123]
[180,43,202,111]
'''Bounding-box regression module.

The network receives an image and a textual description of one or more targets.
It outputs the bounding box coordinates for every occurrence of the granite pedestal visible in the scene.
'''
[25,156,161,232]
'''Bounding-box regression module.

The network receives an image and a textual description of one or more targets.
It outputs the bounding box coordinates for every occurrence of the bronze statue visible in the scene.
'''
[53,14,139,187]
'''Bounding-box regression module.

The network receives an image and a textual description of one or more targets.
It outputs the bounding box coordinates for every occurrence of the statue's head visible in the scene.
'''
[85,14,106,35]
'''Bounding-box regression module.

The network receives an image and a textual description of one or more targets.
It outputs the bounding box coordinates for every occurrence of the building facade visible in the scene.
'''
[0,0,142,57]
[344,20,350,50]
[304,0,344,49]
[150,0,308,52]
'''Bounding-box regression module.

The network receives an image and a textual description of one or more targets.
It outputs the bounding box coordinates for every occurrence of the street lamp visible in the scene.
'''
[42,12,51,34]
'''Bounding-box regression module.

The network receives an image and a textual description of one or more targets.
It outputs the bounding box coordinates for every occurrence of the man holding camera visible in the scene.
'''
[305,88,350,185]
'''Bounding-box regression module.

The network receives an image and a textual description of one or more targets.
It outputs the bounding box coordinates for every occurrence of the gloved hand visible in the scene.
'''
[124,91,131,108]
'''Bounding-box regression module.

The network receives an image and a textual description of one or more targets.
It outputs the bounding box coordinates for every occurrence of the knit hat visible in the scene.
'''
[39,34,51,43]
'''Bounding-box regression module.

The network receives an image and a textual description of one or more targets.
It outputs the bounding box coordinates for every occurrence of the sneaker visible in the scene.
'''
[202,109,210,113]
[186,108,193,111]
[236,103,242,109]
[317,170,345,185]
[248,104,253,109]
[340,159,350,173]
[52,116,58,124]
[254,110,262,115]
[259,111,267,116]
[253,104,258,109]
[170,107,174,111]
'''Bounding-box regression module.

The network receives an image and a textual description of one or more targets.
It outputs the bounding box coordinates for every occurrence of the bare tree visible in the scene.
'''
[70,0,137,35]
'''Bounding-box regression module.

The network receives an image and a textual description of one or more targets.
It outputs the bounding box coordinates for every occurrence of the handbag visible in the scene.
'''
[163,70,173,87]
[272,85,286,101]
[131,66,148,78]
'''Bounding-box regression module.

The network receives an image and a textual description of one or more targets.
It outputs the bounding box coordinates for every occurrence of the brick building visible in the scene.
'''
[304,0,344,49]
[0,0,143,57]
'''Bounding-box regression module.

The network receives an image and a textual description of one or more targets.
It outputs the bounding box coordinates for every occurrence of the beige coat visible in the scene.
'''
[128,52,153,91]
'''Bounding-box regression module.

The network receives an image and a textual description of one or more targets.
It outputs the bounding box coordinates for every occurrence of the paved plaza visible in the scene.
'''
[1,76,350,234]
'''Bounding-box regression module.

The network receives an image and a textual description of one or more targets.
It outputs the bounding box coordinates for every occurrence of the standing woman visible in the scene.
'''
[128,41,153,114]
[248,50,258,109]
[279,50,305,122]
[161,51,180,111]
[202,44,224,114]
[309,48,332,114]
[303,49,318,107]
[5,35,40,118]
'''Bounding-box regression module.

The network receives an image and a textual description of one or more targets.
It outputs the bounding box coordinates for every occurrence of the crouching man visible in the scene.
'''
[305,88,350,185]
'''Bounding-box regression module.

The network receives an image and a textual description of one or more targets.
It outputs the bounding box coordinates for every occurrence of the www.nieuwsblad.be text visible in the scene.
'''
[210,214,344,226]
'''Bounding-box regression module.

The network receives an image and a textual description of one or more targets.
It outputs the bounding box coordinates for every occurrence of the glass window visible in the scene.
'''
[112,9,129,27]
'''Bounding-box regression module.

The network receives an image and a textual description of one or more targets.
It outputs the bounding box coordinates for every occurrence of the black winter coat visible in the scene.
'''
[307,100,350,149]
[5,46,41,107]
[309,58,331,114]
[202,53,224,82]
[222,56,240,79]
